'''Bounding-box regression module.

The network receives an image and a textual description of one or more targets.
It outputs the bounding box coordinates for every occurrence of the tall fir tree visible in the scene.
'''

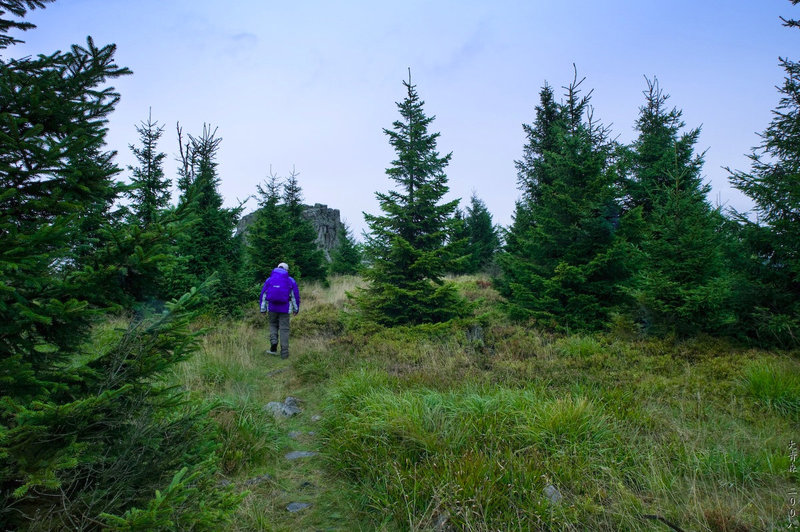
[727,2,800,345]
[464,192,500,273]
[174,125,245,311]
[0,4,238,527]
[625,78,705,213]
[126,109,169,226]
[625,79,734,336]
[357,73,466,325]
[329,222,362,275]
[245,172,291,283]
[498,74,630,330]
[447,207,472,274]
[281,168,327,281]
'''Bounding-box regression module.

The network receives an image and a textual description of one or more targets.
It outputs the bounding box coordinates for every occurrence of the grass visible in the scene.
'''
[743,360,800,417]
[152,275,799,530]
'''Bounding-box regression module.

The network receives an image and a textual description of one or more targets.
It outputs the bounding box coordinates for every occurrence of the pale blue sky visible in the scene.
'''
[9,0,798,235]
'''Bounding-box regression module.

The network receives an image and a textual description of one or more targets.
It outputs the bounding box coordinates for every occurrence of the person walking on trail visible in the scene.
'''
[259,262,300,359]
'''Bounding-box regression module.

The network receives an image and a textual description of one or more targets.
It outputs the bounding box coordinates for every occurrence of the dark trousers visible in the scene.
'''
[268,311,290,358]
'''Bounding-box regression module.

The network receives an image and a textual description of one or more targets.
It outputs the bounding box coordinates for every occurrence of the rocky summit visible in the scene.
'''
[237,203,344,260]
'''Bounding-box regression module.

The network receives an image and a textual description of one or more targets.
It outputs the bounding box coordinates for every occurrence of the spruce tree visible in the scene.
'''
[245,169,326,284]
[625,79,733,336]
[0,4,238,527]
[447,207,472,275]
[329,222,362,275]
[174,125,245,310]
[357,73,466,325]
[282,169,327,282]
[245,173,291,283]
[626,78,705,213]
[464,192,500,273]
[498,74,629,330]
[727,2,800,345]
[126,109,169,226]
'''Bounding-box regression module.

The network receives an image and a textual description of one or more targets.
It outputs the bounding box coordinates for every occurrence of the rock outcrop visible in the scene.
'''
[236,203,344,260]
[301,203,345,258]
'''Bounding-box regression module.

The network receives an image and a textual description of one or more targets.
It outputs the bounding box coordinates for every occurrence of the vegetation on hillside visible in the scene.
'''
[169,276,797,530]
[2,0,800,529]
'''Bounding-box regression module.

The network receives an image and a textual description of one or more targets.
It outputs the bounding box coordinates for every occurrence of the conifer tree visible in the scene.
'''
[281,168,327,281]
[498,74,629,330]
[514,83,562,203]
[174,125,245,310]
[245,172,291,282]
[447,207,472,274]
[126,109,169,226]
[245,169,326,284]
[0,4,238,527]
[727,2,800,345]
[357,73,466,325]
[625,79,733,336]
[464,192,500,273]
[626,79,705,213]
[329,222,362,275]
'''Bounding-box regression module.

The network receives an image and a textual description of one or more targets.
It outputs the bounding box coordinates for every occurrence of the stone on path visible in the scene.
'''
[285,396,301,408]
[265,397,303,418]
[311,414,322,422]
[285,450,318,460]
[244,473,273,486]
[543,484,563,504]
[286,502,312,513]
[288,430,303,439]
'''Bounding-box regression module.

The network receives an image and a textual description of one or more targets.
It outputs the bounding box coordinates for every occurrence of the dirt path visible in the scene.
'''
[237,353,366,531]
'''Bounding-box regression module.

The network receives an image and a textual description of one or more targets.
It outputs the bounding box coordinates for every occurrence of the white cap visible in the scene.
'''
[278,262,289,271]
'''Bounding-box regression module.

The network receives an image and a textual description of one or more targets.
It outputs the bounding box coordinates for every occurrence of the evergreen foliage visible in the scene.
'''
[357,74,466,325]
[498,75,630,330]
[448,194,500,274]
[464,192,500,273]
[447,207,472,274]
[625,79,734,336]
[244,168,327,284]
[174,124,245,312]
[329,222,362,275]
[245,173,290,283]
[126,109,170,227]
[0,0,51,48]
[625,79,705,214]
[0,6,238,527]
[281,169,327,282]
[727,3,800,346]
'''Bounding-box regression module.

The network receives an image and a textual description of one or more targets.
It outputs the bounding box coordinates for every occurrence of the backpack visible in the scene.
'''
[265,272,291,304]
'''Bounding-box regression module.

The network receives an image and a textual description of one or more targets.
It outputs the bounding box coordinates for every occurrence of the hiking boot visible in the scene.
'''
[268,344,278,355]
[280,353,289,360]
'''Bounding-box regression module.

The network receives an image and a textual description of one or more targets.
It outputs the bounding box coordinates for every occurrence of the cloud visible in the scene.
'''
[429,23,488,76]
[225,32,258,56]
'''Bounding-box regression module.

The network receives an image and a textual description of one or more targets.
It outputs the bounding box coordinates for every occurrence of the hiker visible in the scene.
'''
[259,262,300,359]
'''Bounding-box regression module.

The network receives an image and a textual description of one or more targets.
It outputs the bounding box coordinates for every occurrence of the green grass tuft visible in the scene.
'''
[743,359,800,417]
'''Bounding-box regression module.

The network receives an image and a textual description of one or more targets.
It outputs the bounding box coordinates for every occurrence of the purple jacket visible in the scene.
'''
[259,268,300,314]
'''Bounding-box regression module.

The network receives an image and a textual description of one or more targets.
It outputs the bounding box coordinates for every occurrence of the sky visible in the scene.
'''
[7,0,799,237]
